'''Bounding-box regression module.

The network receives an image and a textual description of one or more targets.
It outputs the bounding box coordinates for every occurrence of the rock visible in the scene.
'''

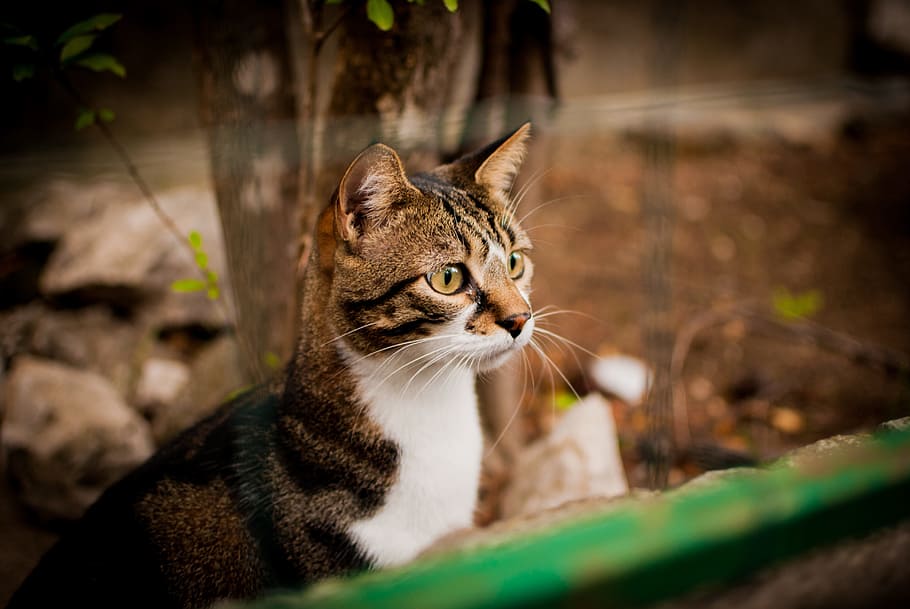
[1,356,154,520]
[39,187,231,328]
[27,305,143,397]
[589,354,651,405]
[147,333,245,444]
[501,393,628,518]
[18,179,136,245]
[134,357,191,410]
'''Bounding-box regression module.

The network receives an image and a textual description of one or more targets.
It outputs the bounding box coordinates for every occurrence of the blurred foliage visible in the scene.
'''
[170,231,221,300]
[360,0,549,31]
[3,13,125,125]
[773,288,824,321]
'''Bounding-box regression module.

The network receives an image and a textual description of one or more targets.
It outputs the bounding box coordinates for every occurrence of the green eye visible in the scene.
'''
[427,265,465,295]
[508,251,525,279]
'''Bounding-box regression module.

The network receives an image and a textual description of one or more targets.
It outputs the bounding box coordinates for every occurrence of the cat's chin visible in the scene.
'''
[473,344,526,373]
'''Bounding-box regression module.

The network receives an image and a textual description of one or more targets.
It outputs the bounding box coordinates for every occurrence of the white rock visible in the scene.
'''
[1,356,155,520]
[589,354,651,405]
[501,393,628,518]
[39,186,231,328]
[134,357,190,408]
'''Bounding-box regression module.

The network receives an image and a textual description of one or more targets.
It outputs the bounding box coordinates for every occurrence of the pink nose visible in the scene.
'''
[497,312,530,339]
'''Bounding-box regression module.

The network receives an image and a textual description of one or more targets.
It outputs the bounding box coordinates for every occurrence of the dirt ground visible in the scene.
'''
[521,112,910,485]
[1,109,909,604]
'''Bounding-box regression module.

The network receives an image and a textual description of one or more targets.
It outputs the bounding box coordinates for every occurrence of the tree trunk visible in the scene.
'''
[324,1,463,174]
[193,0,301,383]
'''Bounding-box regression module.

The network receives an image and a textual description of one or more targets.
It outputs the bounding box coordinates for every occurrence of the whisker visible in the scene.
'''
[321,321,380,346]
[484,357,529,459]
[530,339,582,402]
[534,327,602,360]
[518,194,593,226]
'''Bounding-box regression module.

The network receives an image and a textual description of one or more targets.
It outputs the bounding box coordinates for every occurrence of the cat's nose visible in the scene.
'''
[497,312,531,339]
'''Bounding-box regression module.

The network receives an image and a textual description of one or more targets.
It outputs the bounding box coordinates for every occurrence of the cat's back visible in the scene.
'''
[7,390,274,609]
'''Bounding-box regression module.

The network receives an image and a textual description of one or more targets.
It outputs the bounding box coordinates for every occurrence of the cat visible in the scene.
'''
[8,123,536,609]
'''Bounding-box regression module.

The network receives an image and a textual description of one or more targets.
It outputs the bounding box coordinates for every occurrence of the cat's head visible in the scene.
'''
[327,123,535,374]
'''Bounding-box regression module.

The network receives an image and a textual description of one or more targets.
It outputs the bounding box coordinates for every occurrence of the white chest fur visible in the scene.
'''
[344,355,482,567]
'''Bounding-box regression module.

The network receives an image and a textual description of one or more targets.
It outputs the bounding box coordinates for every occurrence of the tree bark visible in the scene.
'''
[324,1,463,173]
[193,0,301,383]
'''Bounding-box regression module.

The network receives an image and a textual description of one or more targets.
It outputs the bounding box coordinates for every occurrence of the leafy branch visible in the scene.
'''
[361,0,550,31]
[4,13,226,319]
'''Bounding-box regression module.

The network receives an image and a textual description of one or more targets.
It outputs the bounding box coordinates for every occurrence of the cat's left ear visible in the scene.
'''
[336,143,418,242]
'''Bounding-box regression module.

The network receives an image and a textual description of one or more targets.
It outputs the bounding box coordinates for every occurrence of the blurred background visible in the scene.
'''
[1,0,909,603]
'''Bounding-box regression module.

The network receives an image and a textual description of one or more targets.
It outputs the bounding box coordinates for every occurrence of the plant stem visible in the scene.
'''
[54,70,232,325]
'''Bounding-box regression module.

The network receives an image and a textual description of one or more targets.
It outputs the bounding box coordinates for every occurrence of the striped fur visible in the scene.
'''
[9,124,535,609]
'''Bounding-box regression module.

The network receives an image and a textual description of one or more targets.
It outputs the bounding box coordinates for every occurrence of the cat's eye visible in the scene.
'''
[508,251,525,279]
[427,265,465,295]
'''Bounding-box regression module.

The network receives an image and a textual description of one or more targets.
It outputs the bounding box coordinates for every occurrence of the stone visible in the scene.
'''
[39,187,231,328]
[18,179,136,245]
[27,305,142,397]
[147,333,246,444]
[501,393,628,518]
[589,354,651,405]
[134,357,191,410]
[1,356,154,521]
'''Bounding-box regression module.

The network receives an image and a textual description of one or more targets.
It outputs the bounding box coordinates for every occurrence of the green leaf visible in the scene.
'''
[206,270,219,285]
[528,0,551,13]
[60,34,95,63]
[442,0,458,11]
[74,109,96,131]
[75,53,126,77]
[773,288,823,321]
[206,285,220,300]
[554,390,578,412]
[57,13,122,45]
[188,230,202,249]
[226,384,253,401]
[171,278,207,293]
[4,35,38,50]
[12,63,35,82]
[98,108,115,123]
[263,351,282,370]
[194,251,208,270]
[366,0,394,31]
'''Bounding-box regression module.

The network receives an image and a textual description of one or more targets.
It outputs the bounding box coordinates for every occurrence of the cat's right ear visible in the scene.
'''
[335,143,417,243]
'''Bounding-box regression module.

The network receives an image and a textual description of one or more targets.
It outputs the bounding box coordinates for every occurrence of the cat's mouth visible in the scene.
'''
[472,316,535,372]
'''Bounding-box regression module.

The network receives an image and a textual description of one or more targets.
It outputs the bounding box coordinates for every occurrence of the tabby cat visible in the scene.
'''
[8,124,536,609]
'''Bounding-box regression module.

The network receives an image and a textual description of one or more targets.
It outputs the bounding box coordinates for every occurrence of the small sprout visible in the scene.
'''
[60,34,95,63]
[773,287,823,322]
[56,13,122,45]
[554,389,578,412]
[442,0,457,10]
[171,278,207,293]
[226,384,254,401]
[188,230,203,250]
[4,35,38,50]
[194,252,208,269]
[366,0,394,31]
[74,109,96,130]
[75,53,126,77]
[264,351,282,370]
[12,63,35,82]
[98,108,115,123]
[528,0,551,13]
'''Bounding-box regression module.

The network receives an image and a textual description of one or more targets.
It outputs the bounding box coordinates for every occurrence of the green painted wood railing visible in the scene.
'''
[241,425,910,609]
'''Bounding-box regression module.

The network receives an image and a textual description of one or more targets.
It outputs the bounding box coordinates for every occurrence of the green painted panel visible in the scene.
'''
[241,426,910,609]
